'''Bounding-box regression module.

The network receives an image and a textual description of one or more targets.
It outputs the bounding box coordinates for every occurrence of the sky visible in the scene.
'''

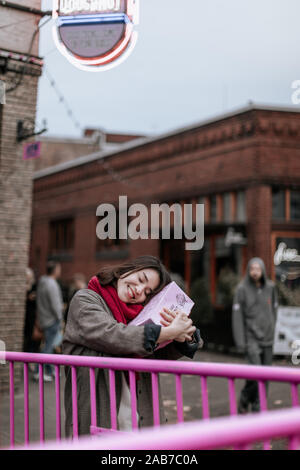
[36,0,300,138]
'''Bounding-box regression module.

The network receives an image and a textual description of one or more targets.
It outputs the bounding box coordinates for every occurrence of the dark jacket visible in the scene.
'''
[62,289,203,437]
[232,258,278,351]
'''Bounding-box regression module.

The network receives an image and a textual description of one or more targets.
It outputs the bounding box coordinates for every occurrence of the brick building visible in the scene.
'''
[34,129,144,172]
[0,0,44,389]
[30,105,300,348]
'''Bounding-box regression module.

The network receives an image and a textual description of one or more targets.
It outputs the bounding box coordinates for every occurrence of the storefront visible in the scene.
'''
[31,105,300,350]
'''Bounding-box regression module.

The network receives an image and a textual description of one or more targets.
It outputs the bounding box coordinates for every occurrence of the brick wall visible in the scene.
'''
[0,1,42,391]
[0,2,40,56]
[30,108,300,287]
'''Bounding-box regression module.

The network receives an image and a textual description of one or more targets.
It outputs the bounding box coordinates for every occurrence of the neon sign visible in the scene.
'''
[52,0,139,71]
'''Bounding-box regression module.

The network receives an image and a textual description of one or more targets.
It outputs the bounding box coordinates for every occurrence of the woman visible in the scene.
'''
[63,255,202,436]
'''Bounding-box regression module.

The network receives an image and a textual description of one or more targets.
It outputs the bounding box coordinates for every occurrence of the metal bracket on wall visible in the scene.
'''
[0,57,8,74]
[16,118,47,143]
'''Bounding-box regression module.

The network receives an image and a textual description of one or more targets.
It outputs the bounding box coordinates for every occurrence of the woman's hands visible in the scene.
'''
[157,308,196,344]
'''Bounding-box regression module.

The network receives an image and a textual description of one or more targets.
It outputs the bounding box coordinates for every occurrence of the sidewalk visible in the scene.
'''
[0,351,298,449]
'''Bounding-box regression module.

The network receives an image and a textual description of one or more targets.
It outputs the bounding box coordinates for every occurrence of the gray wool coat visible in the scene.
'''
[62,289,186,437]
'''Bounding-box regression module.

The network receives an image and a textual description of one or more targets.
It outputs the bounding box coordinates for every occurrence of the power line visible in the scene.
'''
[0,17,33,30]
[43,66,82,131]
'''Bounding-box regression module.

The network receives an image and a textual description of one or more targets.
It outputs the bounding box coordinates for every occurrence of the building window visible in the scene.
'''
[210,195,217,222]
[223,193,231,223]
[272,187,300,221]
[290,190,300,220]
[272,187,286,220]
[49,218,74,255]
[236,191,246,222]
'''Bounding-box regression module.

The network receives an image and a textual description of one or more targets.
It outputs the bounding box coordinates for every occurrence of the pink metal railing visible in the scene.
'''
[2,351,300,449]
[13,407,300,451]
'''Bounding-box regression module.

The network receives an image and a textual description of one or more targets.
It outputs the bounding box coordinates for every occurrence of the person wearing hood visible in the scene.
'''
[232,257,278,413]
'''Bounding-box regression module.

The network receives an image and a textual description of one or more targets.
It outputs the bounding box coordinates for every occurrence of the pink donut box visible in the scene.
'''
[129,281,194,350]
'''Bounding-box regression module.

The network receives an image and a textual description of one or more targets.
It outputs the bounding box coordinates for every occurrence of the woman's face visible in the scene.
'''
[117,268,160,304]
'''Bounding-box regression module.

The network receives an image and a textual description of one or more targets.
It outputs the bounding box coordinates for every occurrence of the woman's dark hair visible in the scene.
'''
[96,255,171,305]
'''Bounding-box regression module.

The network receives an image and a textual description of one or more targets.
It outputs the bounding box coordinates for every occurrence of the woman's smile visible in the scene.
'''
[127,285,136,300]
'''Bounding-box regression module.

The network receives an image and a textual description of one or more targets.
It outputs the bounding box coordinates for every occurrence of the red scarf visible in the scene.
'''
[87,276,143,325]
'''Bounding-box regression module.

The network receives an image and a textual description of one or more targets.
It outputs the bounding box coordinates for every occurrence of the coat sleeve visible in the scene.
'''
[152,342,183,361]
[232,286,246,351]
[64,291,154,357]
[153,329,203,361]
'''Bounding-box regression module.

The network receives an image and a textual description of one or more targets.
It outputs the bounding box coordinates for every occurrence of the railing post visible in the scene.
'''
[291,383,299,408]
[55,365,61,441]
[258,380,268,412]
[200,376,210,420]
[24,363,29,446]
[9,362,15,448]
[288,435,300,450]
[89,368,97,432]
[175,374,184,423]
[258,380,270,450]
[151,372,160,427]
[71,366,78,439]
[228,378,237,416]
[39,364,45,443]
[129,371,138,430]
[109,369,117,431]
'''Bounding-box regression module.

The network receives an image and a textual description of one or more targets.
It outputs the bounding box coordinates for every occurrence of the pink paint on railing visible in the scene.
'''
[175,374,184,423]
[9,362,14,449]
[2,351,300,447]
[129,371,138,430]
[200,376,210,419]
[291,383,300,407]
[288,435,300,450]
[89,368,97,432]
[55,365,61,440]
[228,378,237,416]
[3,352,300,384]
[14,407,300,451]
[258,380,270,450]
[24,363,29,446]
[109,369,117,430]
[258,381,268,412]
[71,366,78,439]
[39,364,44,443]
[151,373,160,427]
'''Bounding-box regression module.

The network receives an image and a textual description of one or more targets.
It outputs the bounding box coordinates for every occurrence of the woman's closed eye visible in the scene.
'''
[138,276,152,296]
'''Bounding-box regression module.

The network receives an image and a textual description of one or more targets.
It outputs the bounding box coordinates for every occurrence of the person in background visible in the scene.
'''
[232,257,278,413]
[35,261,63,382]
[23,268,41,356]
[64,273,87,324]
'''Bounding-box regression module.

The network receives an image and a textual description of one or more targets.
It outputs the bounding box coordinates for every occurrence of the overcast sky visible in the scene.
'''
[36,0,299,138]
